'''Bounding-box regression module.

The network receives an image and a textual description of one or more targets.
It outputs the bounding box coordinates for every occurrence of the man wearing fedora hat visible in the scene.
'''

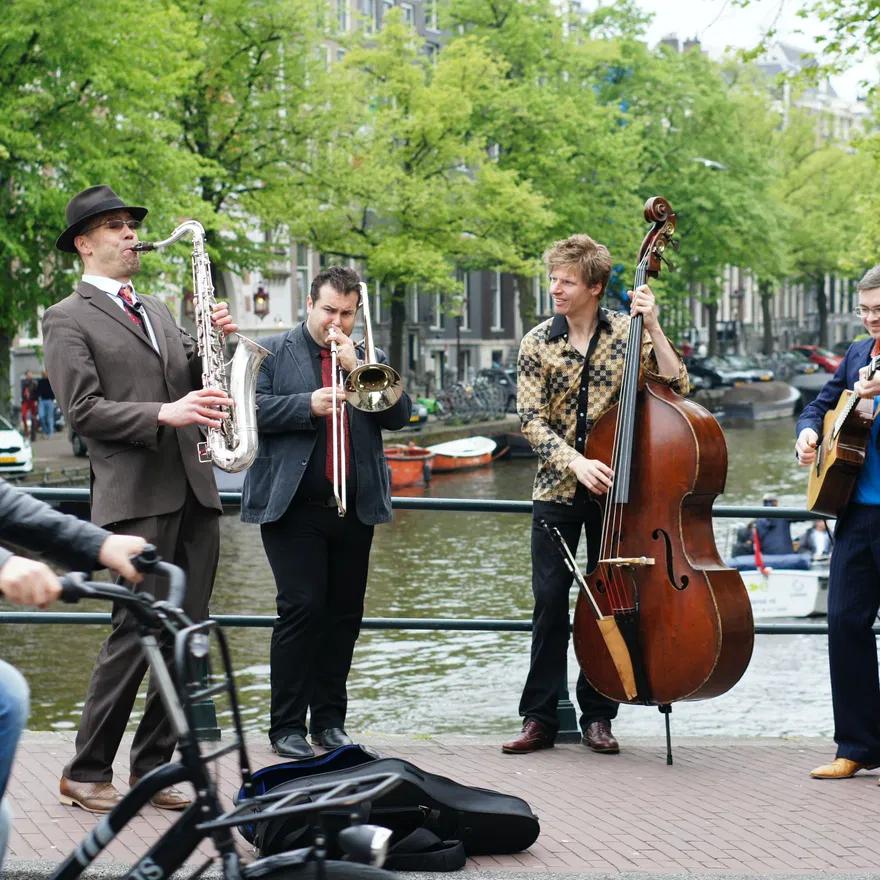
[43,185,237,813]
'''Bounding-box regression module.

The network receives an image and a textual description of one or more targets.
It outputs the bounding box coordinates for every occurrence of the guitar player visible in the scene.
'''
[795,264,880,783]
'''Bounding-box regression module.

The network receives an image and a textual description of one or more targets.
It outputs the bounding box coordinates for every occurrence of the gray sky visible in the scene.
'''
[633,0,876,101]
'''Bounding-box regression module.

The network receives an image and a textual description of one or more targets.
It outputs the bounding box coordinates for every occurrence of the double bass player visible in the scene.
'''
[501,233,688,756]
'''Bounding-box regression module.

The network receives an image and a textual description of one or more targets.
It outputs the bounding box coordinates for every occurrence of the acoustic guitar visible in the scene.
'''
[806,355,880,516]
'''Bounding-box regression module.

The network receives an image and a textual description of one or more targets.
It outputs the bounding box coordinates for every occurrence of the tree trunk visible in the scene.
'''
[760,281,774,356]
[815,274,828,348]
[388,283,406,376]
[0,331,10,418]
[515,274,536,334]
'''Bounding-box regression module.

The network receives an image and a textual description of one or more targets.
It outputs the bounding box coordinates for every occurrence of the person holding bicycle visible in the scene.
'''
[0,478,144,868]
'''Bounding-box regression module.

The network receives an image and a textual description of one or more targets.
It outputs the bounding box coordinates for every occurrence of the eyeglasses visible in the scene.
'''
[854,305,880,318]
[82,219,141,234]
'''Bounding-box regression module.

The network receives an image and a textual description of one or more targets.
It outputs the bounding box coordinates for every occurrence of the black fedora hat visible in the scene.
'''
[56,185,148,254]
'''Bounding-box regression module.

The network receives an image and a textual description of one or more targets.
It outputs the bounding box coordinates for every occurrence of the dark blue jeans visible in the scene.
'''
[518,498,618,735]
[827,504,880,763]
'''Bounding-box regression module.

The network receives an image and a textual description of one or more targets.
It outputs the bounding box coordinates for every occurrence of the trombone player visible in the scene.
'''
[242,266,412,759]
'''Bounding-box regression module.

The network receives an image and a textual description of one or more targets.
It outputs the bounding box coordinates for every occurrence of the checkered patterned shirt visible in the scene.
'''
[517,309,689,503]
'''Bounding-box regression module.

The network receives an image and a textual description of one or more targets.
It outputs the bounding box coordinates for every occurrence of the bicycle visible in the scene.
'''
[51,550,400,880]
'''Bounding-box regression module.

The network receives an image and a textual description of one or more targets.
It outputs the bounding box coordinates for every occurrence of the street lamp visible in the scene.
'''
[253,285,270,319]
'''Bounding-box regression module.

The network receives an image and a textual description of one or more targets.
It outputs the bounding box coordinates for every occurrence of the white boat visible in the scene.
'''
[425,436,497,472]
[720,381,801,421]
[740,566,829,619]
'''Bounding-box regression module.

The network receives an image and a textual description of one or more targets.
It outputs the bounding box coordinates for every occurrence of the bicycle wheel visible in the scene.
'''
[260,861,396,880]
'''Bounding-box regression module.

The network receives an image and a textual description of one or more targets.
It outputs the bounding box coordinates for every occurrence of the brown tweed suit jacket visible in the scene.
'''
[42,281,220,527]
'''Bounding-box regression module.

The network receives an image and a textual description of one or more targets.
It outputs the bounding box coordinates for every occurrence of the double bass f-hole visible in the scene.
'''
[651,528,689,591]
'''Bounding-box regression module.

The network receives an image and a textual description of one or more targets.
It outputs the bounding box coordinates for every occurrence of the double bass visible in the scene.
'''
[570,198,754,724]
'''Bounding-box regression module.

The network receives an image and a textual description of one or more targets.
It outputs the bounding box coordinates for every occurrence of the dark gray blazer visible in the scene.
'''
[241,325,412,526]
[42,282,221,527]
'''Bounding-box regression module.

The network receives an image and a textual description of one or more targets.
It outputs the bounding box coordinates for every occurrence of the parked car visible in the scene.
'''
[764,351,820,382]
[790,344,843,373]
[722,355,774,382]
[476,366,518,412]
[0,414,34,475]
[684,355,768,389]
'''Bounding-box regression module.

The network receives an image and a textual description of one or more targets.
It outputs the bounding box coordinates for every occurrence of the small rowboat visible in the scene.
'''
[426,436,497,473]
[384,444,434,489]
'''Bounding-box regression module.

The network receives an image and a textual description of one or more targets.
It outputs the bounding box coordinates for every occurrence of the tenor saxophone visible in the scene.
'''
[133,220,270,473]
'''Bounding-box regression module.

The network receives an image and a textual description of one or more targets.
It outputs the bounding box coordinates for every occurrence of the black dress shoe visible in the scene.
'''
[311,727,353,749]
[271,734,315,759]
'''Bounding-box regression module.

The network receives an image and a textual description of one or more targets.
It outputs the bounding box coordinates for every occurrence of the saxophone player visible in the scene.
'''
[43,185,237,814]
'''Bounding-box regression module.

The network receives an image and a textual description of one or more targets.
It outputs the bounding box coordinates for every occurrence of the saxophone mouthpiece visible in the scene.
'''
[130,242,156,252]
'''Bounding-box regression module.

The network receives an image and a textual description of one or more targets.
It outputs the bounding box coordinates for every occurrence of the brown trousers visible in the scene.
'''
[64,488,219,782]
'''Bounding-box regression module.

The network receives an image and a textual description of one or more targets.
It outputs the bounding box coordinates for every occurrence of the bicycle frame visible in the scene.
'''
[51,573,399,880]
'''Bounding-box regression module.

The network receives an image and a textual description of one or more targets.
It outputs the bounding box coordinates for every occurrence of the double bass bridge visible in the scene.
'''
[598,556,655,568]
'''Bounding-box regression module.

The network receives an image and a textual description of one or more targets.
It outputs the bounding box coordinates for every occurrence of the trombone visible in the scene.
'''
[330,282,404,517]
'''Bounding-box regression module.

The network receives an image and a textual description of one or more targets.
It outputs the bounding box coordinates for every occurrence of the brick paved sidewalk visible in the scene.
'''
[5,732,879,876]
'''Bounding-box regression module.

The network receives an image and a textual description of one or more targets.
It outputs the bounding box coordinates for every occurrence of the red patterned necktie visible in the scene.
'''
[319,348,351,483]
[118,285,146,335]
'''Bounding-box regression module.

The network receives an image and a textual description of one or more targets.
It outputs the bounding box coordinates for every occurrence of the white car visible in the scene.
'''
[0,415,34,475]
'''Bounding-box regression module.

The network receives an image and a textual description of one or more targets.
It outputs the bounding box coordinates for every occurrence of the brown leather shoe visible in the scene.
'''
[59,777,123,813]
[129,776,192,810]
[582,719,620,754]
[501,719,555,754]
[810,757,880,779]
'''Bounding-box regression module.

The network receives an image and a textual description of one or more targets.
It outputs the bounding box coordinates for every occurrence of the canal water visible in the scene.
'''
[3,417,844,740]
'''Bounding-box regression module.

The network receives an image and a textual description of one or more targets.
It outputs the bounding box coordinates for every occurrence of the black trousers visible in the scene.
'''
[827,504,880,763]
[519,497,618,734]
[261,502,374,742]
[65,487,219,782]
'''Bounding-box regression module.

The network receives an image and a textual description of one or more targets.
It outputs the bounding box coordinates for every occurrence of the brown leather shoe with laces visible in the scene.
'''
[59,777,123,813]
[501,719,555,754]
[582,719,620,753]
[129,775,192,810]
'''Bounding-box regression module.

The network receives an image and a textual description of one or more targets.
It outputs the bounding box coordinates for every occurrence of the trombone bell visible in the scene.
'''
[345,283,403,413]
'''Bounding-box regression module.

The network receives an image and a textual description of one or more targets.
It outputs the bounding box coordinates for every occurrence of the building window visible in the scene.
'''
[491,271,502,331]
[460,272,470,330]
[372,281,381,324]
[336,47,346,63]
[337,0,349,31]
[408,332,419,369]
[296,243,310,318]
[400,2,414,25]
[362,0,376,32]
[431,291,442,329]
[409,283,419,323]
[534,275,550,317]
[424,0,438,29]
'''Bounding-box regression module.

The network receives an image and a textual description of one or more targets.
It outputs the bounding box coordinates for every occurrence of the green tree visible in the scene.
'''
[446,0,645,331]
[281,12,551,371]
[0,0,200,411]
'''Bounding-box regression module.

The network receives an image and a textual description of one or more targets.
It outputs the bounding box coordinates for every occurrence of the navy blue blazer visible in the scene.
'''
[241,324,412,526]
[796,338,875,438]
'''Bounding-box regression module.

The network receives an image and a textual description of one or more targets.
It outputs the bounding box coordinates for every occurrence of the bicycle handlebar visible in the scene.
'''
[60,546,188,611]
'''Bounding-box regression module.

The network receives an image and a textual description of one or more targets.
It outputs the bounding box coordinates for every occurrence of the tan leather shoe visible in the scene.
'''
[809,757,879,779]
[129,776,192,811]
[59,777,123,813]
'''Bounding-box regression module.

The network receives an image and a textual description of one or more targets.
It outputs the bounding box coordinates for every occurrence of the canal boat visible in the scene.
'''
[426,436,497,472]
[739,565,829,618]
[384,443,434,489]
[720,381,801,421]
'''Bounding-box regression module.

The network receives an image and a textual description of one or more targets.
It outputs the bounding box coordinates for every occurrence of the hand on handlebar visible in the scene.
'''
[0,556,62,608]
[98,534,148,583]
